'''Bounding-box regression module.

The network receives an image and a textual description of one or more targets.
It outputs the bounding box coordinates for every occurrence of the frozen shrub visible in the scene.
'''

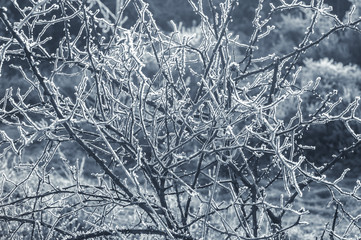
[301,58,361,112]
[265,1,361,67]
[297,58,361,168]
[0,0,361,239]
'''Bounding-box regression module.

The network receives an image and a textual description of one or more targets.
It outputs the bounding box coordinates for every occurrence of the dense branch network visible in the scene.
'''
[0,0,360,239]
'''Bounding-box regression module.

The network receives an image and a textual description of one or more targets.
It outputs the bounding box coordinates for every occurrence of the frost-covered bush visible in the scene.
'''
[0,0,361,239]
[296,58,361,167]
[301,58,361,111]
[269,0,361,66]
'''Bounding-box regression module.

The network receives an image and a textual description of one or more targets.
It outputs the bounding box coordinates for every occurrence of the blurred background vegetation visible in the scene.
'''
[1,0,361,173]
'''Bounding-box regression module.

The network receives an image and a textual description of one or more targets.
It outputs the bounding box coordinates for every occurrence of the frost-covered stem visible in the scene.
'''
[82,3,106,120]
[281,138,361,218]
[67,228,195,240]
[194,0,236,103]
[202,159,221,239]
[234,17,361,83]
[330,204,339,240]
